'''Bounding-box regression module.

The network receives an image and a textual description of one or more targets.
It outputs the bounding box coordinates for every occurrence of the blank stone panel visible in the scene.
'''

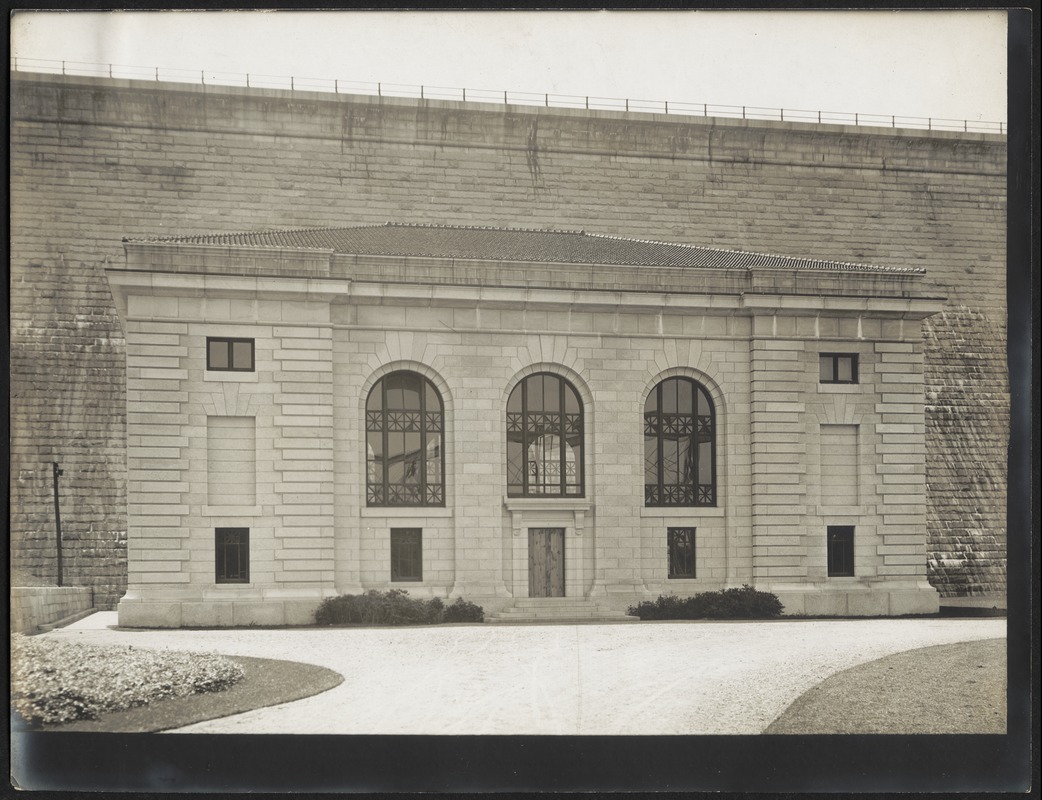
[207,416,257,505]
[820,424,859,506]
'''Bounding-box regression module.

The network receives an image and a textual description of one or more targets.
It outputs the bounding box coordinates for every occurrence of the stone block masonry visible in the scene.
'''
[9,72,1007,604]
[10,587,95,634]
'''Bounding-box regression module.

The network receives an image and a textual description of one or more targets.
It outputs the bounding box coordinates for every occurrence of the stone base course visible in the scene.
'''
[115,583,939,627]
[769,583,939,617]
[117,590,333,628]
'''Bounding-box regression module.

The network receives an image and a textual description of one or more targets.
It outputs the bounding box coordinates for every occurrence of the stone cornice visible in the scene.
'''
[119,240,938,314]
[106,265,945,321]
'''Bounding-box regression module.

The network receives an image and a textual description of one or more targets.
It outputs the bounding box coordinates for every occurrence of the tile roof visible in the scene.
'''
[130,222,922,274]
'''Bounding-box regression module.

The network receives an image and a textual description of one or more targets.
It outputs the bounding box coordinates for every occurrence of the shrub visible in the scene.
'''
[626,593,690,621]
[314,589,483,626]
[443,597,485,623]
[627,585,783,620]
[10,635,244,726]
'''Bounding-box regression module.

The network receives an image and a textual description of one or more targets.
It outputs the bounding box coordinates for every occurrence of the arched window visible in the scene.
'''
[366,371,444,506]
[644,377,716,506]
[507,373,584,497]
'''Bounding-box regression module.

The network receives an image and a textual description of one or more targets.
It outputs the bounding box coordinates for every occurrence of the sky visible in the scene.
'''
[10,10,1007,125]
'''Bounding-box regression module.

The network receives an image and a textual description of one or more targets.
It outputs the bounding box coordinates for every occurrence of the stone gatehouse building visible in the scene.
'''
[107,223,943,625]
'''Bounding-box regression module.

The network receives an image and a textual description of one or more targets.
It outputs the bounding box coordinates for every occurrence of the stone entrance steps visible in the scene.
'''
[485,597,639,624]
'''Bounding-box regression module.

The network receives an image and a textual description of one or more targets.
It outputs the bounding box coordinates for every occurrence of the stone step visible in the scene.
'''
[512,598,610,608]
[494,608,609,618]
[486,613,640,624]
[496,609,627,617]
[483,616,637,625]
[485,599,640,624]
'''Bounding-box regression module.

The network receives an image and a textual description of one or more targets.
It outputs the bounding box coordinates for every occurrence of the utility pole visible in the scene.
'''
[52,462,64,587]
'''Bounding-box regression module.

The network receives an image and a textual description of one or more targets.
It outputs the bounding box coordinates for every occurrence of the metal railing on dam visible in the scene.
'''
[11,56,1006,136]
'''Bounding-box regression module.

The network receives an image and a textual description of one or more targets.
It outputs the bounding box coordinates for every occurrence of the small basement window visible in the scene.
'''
[667,527,696,579]
[819,353,858,384]
[215,527,250,584]
[207,337,255,372]
[391,528,422,582]
[827,526,855,577]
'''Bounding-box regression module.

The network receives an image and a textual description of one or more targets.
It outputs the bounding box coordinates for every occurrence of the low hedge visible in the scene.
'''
[314,589,484,625]
[628,585,784,620]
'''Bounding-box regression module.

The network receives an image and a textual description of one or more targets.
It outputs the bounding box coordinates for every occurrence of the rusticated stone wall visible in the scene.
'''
[8,72,1007,606]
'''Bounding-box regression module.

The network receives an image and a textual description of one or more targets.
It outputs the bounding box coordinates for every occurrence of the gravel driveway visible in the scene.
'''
[45,613,1004,735]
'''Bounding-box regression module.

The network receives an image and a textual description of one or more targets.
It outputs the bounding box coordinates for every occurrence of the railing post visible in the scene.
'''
[625,98,629,112]
[964,119,967,132]
[818,110,821,124]
[780,108,784,121]
[664,100,668,114]
[704,103,707,117]
[585,96,588,110]
[248,74,251,88]
[545,93,548,106]
[742,106,745,119]
[155,67,159,81]
[291,76,294,91]
[201,70,205,85]
[504,90,507,104]
[52,462,64,588]
[855,112,858,125]
[109,63,112,79]
[928,117,931,130]
[62,60,66,75]
[462,87,466,102]
[892,115,895,127]
[378,82,382,97]
[420,85,424,99]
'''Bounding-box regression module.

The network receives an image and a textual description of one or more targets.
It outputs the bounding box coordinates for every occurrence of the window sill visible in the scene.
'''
[203,505,263,517]
[203,585,260,600]
[362,506,453,518]
[640,506,724,518]
[504,497,591,513]
[203,371,258,383]
[816,384,862,394]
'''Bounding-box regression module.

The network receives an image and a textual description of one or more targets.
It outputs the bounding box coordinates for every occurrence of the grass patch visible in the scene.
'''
[11,635,244,726]
[765,637,1006,734]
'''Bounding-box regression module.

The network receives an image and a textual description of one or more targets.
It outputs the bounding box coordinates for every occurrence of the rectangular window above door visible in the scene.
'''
[819,353,858,384]
[207,337,255,372]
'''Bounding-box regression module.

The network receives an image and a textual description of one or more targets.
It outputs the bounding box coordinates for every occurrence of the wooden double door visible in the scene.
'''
[528,527,565,597]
